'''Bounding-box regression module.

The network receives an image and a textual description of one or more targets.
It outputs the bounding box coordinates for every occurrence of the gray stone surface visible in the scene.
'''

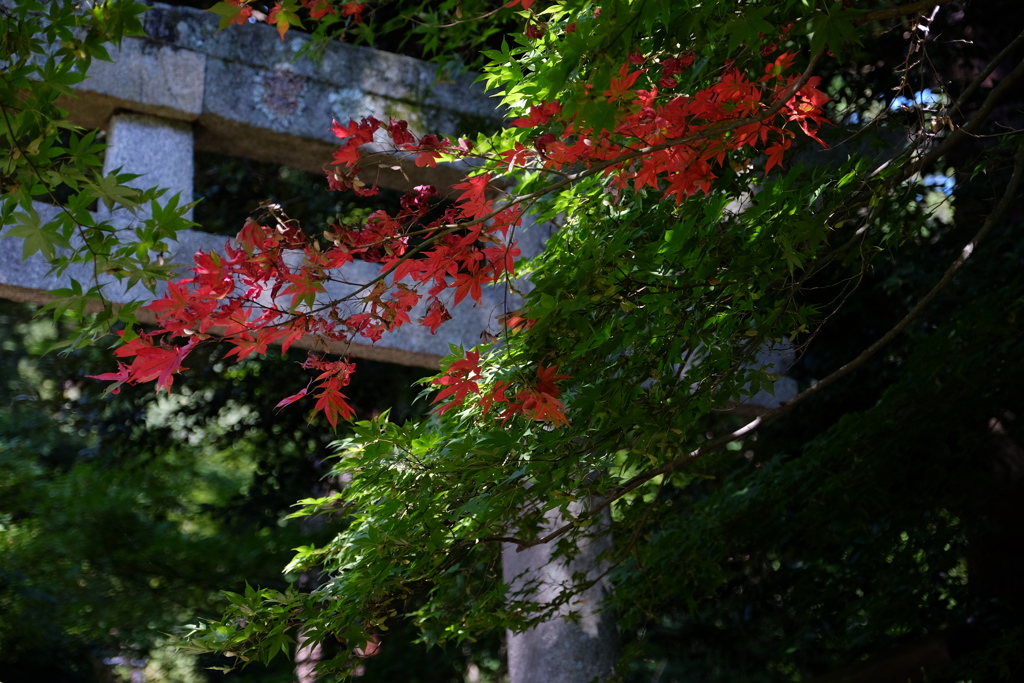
[59,2,503,187]
[80,39,206,122]
[503,503,619,683]
[137,3,498,122]
[104,113,195,220]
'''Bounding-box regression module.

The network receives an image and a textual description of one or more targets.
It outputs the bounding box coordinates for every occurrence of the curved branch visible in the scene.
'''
[505,141,1024,552]
[800,45,1024,290]
[776,144,1024,414]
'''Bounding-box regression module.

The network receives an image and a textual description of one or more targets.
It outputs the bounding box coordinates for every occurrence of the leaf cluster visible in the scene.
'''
[1,0,195,346]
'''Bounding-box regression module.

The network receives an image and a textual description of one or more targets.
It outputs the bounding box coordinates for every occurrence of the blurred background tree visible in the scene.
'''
[0,154,504,682]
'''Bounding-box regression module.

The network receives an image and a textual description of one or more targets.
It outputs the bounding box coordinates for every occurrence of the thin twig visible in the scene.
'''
[799,47,1024,289]
[902,55,1024,183]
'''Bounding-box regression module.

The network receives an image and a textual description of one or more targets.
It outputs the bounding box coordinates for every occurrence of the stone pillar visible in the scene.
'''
[503,502,619,683]
[501,344,796,683]
[103,112,195,220]
[89,112,198,302]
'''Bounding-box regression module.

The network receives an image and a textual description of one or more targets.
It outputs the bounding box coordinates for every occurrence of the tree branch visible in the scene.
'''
[802,43,1024,289]
[249,51,829,331]
[903,54,1024,183]
[781,143,1024,406]
[507,141,1024,552]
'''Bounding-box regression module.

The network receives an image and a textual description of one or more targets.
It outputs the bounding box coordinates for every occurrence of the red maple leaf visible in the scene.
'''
[452,268,491,305]
[452,350,481,373]
[224,0,252,26]
[431,350,482,415]
[527,391,569,426]
[479,380,511,417]
[524,22,545,39]
[421,299,452,333]
[483,242,521,277]
[452,174,493,219]
[431,375,480,415]
[388,119,415,146]
[764,139,791,175]
[87,363,131,394]
[275,382,311,409]
[112,335,197,393]
[341,2,365,23]
[314,377,355,427]
[331,139,362,166]
[146,280,194,320]
[605,64,644,103]
[302,0,335,19]
[282,267,325,308]
[535,364,570,396]
[331,117,378,144]
[511,101,562,128]
[266,4,289,40]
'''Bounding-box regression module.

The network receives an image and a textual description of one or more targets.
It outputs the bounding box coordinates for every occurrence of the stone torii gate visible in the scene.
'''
[0,4,614,681]
[0,1,533,367]
[0,5,794,680]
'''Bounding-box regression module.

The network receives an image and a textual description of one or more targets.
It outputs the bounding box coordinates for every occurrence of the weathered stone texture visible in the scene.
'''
[59,2,503,184]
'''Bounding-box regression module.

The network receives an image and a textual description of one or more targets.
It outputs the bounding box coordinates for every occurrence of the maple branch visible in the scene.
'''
[344,47,829,282]
[243,50,829,330]
[387,47,827,242]
[304,191,533,317]
[503,141,1024,553]
[402,4,505,29]
[514,48,829,202]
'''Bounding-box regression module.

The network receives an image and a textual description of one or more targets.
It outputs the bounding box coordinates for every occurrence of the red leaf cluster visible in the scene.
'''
[432,354,570,427]
[96,40,826,429]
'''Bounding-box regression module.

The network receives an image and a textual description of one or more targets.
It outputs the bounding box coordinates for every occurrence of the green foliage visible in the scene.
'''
[184,2,1024,677]
[7,0,1024,681]
[0,0,194,344]
[0,299,492,681]
[173,0,520,71]
[0,300,316,679]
